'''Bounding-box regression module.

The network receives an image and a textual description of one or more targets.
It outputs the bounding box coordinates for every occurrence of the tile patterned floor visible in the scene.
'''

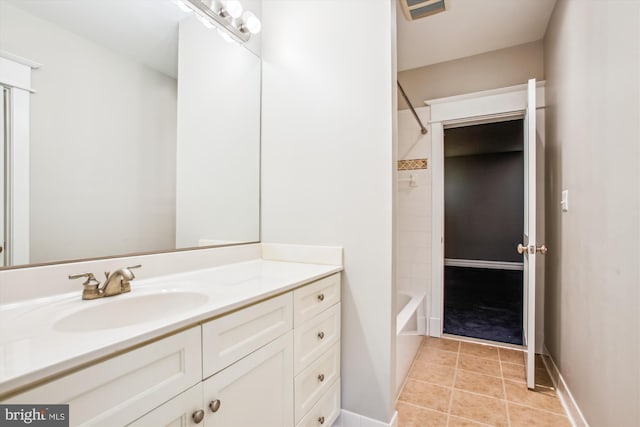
[396,337,572,427]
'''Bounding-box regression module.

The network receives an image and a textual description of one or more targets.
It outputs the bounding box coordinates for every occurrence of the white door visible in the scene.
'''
[520,78,546,390]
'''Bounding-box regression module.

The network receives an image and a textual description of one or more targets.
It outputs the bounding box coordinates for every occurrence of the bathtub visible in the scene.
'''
[395,291,426,396]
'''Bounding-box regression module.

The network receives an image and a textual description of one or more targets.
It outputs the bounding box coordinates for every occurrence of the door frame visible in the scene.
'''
[0,52,37,266]
[426,82,546,352]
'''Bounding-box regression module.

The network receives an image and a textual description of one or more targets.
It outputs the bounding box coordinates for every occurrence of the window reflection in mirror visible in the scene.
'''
[0,0,261,268]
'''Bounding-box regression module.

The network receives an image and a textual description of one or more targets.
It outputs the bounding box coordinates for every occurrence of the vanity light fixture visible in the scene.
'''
[173,0,261,44]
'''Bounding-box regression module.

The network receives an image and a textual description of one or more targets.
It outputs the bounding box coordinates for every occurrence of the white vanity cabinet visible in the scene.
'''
[130,333,293,427]
[2,272,342,427]
[292,274,341,427]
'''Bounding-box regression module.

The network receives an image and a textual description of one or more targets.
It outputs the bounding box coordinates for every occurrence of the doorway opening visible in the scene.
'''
[442,119,524,345]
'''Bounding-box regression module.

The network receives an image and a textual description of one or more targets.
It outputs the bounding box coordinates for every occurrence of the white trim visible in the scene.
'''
[333,409,398,427]
[430,120,444,338]
[441,111,525,129]
[429,82,547,341]
[0,50,41,69]
[0,57,34,93]
[426,81,546,124]
[542,346,590,427]
[444,258,524,271]
[0,57,31,266]
[428,317,441,337]
[425,81,546,106]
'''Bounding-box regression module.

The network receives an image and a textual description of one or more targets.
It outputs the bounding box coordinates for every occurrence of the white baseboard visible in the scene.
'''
[444,258,524,271]
[542,346,589,427]
[333,409,398,427]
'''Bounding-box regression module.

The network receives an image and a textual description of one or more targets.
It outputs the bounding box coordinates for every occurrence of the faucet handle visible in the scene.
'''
[126,264,142,278]
[120,265,141,294]
[69,272,99,286]
[69,272,101,299]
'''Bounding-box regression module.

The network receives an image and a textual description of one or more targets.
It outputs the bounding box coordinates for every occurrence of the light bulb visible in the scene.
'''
[173,0,192,13]
[241,11,261,34]
[224,0,243,19]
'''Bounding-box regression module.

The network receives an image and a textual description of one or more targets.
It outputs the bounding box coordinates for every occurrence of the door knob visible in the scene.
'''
[517,243,548,255]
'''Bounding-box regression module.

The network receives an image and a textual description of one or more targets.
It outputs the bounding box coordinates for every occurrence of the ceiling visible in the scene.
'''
[3,0,188,78]
[397,0,557,72]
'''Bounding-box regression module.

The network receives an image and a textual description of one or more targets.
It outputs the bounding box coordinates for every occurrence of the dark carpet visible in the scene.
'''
[443,266,523,345]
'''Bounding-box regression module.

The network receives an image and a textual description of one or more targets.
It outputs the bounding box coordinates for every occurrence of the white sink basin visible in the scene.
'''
[53,291,209,332]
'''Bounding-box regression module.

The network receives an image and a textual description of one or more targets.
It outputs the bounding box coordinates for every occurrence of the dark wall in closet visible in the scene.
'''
[444,120,524,262]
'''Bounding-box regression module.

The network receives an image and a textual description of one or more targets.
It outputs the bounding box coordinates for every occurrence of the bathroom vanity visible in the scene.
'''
[0,257,342,427]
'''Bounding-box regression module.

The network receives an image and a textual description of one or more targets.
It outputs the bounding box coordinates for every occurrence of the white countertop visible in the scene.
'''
[0,259,342,397]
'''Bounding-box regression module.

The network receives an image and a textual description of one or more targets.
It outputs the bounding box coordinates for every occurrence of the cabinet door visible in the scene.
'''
[203,332,294,427]
[6,327,202,427]
[128,384,203,427]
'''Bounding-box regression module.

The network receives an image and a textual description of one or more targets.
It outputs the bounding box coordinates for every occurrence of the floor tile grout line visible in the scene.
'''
[406,375,524,404]
[395,399,450,417]
[506,400,572,418]
[447,413,496,427]
[445,343,460,427]
[500,349,512,427]
[455,366,503,380]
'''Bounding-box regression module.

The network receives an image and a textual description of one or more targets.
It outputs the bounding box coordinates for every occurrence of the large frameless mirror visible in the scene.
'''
[0,0,261,268]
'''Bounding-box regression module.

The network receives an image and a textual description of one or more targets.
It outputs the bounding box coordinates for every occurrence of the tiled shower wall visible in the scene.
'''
[397,107,431,311]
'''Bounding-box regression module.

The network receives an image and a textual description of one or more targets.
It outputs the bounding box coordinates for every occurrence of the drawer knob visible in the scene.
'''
[317,331,325,339]
[318,373,325,382]
[209,399,221,413]
[192,409,205,424]
[318,416,326,424]
[317,293,325,302]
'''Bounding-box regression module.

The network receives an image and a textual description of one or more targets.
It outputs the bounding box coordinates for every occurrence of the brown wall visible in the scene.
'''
[444,121,524,263]
[397,41,544,109]
[544,1,640,425]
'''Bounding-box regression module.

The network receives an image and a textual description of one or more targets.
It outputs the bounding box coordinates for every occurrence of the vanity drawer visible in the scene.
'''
[294,303,340,374]
[5,327,201,427]
[202,292,293,378]
[295,379,340,427]
[293,273,340,327]
[295,341,340,423]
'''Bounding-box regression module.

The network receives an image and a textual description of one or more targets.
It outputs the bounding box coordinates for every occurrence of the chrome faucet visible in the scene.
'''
[69,264,142,300]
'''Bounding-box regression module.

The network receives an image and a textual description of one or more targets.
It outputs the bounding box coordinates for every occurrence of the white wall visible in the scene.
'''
[397,108,431,301]
[544,1,640,425]
[0,1,177,263]
[175,17,260,247]
[261,0,397,423]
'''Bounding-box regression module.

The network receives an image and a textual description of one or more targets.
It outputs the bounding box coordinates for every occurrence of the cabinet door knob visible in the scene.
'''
[192,409,205,424]
[318,416,325,424]
[318,373,325,382]
[209,399,221,413]
[317,293,325,302]
[317,331,325,339]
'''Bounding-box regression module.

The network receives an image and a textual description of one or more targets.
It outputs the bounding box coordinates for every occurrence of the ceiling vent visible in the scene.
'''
[400,0,447,21]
